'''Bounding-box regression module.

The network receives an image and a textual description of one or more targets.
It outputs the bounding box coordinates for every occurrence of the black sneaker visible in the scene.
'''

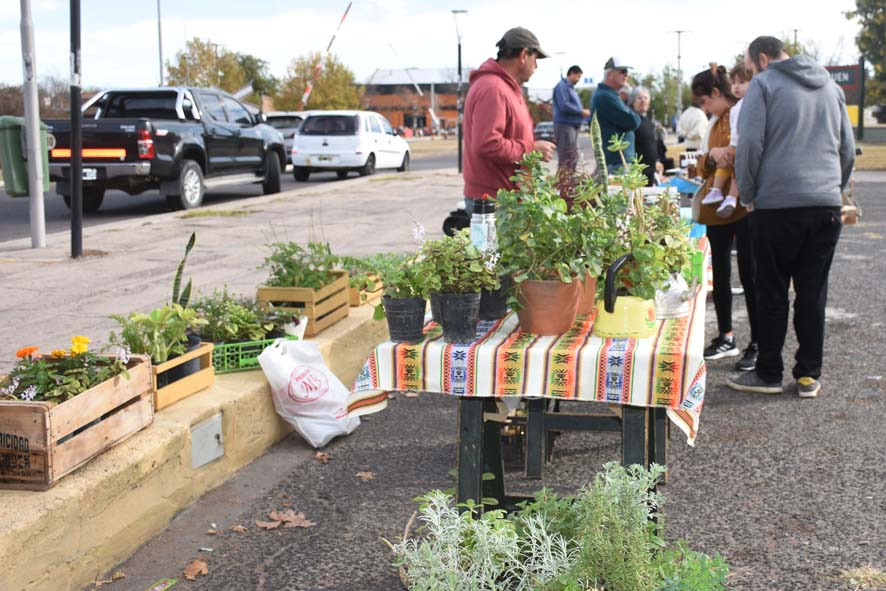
[704,335,739,360]
[735,342,758,371]
[727,371,783,394]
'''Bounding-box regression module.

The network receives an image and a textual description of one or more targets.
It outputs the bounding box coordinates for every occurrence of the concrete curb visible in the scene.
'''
[0,304,388,591]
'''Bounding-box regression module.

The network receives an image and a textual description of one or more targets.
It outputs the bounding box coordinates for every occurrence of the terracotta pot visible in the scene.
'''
[516,278,580,335]
[576,272,598,315]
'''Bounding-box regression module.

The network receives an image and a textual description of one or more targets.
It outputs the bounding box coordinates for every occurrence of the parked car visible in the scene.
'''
[291,110,410,181]
[266,111,308,164]
[534,121,555,142]
[45,87,286,212]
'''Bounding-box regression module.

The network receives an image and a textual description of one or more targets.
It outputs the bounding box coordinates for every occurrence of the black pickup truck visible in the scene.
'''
[46,87,286,212]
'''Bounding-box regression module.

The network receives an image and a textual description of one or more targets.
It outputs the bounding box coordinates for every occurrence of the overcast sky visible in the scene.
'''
[1,0,863,92]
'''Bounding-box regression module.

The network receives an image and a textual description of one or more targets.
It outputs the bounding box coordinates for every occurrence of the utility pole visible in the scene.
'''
[157,0,164,86]
[671,30,688,119]
[20,0,46,248]
[793,29,798,47]
[452,9,467,174]
[70,0,83,258]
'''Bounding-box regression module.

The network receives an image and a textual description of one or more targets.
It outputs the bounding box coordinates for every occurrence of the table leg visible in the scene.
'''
[456,397,484,508]
[524,398,545,479]
[648,407,668,485]
[622,406,649,468]
[481,399,507,505]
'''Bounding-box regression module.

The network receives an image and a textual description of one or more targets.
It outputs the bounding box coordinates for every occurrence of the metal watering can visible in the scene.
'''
[654,273,698,319]
[593,253,657,339]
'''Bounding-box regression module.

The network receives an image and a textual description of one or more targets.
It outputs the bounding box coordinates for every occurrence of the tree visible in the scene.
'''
[274,52,363,111]
[166,38,247,92]
[630,66,690,127]
[847,0,886,103]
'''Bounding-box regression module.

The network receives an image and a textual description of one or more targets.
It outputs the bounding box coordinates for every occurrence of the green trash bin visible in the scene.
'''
[0,115,51,197]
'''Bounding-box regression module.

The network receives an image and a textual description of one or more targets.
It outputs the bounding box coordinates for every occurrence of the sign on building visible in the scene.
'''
[825,64,862,126]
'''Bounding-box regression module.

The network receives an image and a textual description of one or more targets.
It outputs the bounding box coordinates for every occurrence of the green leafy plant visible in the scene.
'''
[109,304,207,364]
[0,338,130,404]
[373,256,434,320]
[338,252,410,293]
[191,289,278,343]
[421,229,501,294]
[391,463,729,591]
[261,241,339,289]
[172,232,196,308]
[591,112,609,193]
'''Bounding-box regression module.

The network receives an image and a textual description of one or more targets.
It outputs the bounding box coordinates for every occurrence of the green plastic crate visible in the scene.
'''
[211,335,298,374]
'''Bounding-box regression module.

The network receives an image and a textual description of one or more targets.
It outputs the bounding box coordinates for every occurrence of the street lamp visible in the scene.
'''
[671,30,688,120]
[452,9,467,173]
[555,51,566,79]
[156,0,164,86]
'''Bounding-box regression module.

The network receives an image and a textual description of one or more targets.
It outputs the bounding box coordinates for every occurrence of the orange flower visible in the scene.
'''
[15,346,38,358]
[51,349,69,358]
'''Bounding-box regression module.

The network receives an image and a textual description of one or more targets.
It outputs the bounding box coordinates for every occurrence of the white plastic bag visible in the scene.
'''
[258,339,360,448]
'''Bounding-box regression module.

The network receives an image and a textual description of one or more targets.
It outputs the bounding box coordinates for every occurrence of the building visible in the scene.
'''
[363,67,470,132]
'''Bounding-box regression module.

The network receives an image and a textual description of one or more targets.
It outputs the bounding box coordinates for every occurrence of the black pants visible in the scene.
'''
[750,207,842,382]
[707,217,757,342]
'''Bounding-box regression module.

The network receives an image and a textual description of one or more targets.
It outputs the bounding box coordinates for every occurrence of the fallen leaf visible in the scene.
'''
[282,512,316,528]
[314,451,330,464]
[269,509,301,523]
[255,520,282,530]
[206,529,218,535]
[183,559,209,580]
[94,579,112,588]
[229,524,248,533]
[356,471,375,481]
[111,572,126,581]
[281,500,293,508]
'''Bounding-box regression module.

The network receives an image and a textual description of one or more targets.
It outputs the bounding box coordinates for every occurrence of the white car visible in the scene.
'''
[291,110,410,181]
[266,111,309,164]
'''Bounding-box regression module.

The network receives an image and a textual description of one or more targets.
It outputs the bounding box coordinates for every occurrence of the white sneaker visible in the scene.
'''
[702,187,724,205]
[717,195,736,218]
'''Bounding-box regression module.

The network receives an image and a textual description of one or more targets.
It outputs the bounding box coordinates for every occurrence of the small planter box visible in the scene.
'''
[152,342,215,411]
[0,355,153,491]
[349,273,384,307]
[257,271,350,337]
[212,335,297,374]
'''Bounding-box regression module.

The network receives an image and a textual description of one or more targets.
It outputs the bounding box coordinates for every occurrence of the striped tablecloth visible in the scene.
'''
[349,281,708,445]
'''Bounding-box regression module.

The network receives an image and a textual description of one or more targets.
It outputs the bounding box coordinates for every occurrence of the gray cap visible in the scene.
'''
[604,56,632,71]
[496,27,549,58]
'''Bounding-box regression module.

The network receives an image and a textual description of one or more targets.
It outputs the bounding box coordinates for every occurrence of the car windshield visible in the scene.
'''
[300,115,359,136]
[102,92,179,119]
[267,116,303,130]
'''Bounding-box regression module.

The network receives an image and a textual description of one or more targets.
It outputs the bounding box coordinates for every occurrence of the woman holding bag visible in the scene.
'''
[691,64,758,372]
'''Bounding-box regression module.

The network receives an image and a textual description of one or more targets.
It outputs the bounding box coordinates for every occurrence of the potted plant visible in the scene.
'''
[337,252,410,307]
[374,256,433,343]
[257,241,349,337]
[421,229,500,343]
[0,338,152,490]
[496,152,587,335]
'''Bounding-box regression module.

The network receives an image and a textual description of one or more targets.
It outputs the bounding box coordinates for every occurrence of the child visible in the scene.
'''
[701,64,753,217]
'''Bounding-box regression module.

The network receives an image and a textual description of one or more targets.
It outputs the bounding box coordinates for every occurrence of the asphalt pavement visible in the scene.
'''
[63,171,886,591]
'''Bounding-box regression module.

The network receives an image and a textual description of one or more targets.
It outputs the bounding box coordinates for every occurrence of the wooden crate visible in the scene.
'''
[349,273,384,307]
[0,355,153,491]
[257,270,350,337]
[152,341,215,411]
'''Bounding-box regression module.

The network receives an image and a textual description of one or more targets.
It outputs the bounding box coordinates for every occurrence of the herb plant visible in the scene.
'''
[192,289,277,343]
[261,241,339,289]
[0,338,130,404]
[338,252,410,294]
[172,232,196,308]
[109,304,207,364]
[421,230,500,294]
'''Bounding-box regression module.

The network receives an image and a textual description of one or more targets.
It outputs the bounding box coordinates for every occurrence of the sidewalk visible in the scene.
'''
[0,168,463,373]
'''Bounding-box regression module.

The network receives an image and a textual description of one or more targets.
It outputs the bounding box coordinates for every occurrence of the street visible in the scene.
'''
[0,149,459,242]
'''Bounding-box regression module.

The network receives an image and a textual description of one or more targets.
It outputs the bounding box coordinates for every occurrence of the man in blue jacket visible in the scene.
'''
[727,36,855,398]
[591,57,641,172]
[553,65,590,172]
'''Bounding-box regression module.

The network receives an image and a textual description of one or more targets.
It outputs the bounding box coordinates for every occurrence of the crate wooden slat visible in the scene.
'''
[151,341,215,411]
[349,273,384,307]
[257,270,350,337]
[0,355,153,491]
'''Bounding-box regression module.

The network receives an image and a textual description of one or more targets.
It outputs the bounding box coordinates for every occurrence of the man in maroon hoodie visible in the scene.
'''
[463,27,555,213]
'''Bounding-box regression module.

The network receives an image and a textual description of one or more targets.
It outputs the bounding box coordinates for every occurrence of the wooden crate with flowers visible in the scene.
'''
[256,241,349,337]
[0,338,153,491]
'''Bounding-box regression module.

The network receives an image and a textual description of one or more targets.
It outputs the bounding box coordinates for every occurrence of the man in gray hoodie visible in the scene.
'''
[728,36,855,398]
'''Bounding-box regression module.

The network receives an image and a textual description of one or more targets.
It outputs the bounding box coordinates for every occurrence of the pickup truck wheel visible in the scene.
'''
[172,160,204,209]
[359,154,376,177]
[62,187,105,213]
[336,170,349,180]
[262,153,282,195]
[293,167,310,182]
[397,152,410,172]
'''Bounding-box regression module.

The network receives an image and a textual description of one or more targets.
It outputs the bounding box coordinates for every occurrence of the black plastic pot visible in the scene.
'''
[479,274,514,320]
[438,292,481,344]
[383,296,427,343]
[430,292,444,324]
[156,334,202,388]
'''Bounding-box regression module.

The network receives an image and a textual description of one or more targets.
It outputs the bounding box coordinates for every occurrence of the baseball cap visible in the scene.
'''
[496,27,549,59]
[604,56,632,71]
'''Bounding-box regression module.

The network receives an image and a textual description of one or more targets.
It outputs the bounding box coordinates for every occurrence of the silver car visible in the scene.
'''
[266,111,309,164]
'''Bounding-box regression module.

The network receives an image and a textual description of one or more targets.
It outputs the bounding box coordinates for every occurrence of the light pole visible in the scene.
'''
[157,0,164,86]
[555,51,566,78]
[452,9,467,173]
[671,30,688,120]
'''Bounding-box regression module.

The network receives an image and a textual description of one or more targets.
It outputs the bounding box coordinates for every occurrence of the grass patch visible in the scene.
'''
[179,209,255,219]
[407,137,457,155]
[836,566,886,590]
[857,143,886,171]
[369,174,421,182]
